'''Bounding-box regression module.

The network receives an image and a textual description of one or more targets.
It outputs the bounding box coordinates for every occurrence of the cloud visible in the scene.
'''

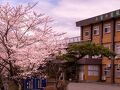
[1,0,120,37]
[51,0,120,19]
[48,0,120,37]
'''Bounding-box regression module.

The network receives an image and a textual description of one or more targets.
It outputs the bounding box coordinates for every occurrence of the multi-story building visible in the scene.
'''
[76,9,120,84]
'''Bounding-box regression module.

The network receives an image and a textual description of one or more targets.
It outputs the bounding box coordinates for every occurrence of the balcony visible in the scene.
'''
[64,36,91,45]
[64,36,81,44]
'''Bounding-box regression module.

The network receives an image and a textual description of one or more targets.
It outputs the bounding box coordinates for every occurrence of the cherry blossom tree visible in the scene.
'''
[0,3,65,78]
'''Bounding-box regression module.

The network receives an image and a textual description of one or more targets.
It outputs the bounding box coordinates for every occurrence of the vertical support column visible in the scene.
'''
[100,22,103,45]
[90,24,93,41]
[100,22,103,81]
[111,19,116,84]
[81,26,83,41]
[111,56,115,84]
[111,19,115,55]
[89,24,93,58]
[79,26,83,82]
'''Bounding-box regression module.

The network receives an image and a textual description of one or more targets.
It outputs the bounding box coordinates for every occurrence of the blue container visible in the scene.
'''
[24,78,31,90]
[41,78,46,88]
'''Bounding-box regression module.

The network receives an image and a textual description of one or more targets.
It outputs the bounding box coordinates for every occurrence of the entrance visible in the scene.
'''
[79,72,84,80]
[79,65,84,81]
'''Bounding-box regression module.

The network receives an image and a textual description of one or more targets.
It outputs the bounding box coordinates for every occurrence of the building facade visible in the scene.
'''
[76,9,120,84]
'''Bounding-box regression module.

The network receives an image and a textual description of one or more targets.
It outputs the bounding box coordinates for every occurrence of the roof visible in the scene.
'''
[77,58,102,65]
[76,9,120,27]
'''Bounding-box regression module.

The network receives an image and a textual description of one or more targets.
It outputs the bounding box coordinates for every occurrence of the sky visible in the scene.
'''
[1,0,120,37]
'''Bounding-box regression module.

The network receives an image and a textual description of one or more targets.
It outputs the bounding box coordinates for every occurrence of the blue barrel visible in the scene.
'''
[24,78,31,90]
[33,78,41,89]
[41,77,46,88]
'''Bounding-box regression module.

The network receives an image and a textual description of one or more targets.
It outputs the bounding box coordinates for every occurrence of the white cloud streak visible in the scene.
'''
[1,0,120,37]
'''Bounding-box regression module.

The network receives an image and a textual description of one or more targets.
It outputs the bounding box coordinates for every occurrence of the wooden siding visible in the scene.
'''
[115,19,120,42]
[102,57,111,64]
[92,23,102,44]
[82,26,91,41]
[115,32,120,42]
[79,13,120,84]
[102,20,113,43]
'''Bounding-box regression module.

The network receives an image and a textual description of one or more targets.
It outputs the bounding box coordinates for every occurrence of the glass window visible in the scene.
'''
[88,65,99,76]
[115,64,120,77]
[104,67,110,77]
[115,44,120,55]
[116,22,120,31]
[116,70,120,77]
[73,37,80,42]
[104,24,111,34]
[104,44,111,49]
[84,31,89,36]
[93,26,99,35]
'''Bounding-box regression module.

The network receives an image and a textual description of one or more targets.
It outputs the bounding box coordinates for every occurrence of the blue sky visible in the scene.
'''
[13,0,60,5]
[1,0,120,37]
[48,0,60,5]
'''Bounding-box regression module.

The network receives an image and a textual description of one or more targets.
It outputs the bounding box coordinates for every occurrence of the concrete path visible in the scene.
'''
[67,83,120,90]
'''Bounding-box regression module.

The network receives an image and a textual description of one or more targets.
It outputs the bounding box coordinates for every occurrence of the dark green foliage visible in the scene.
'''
[57,42,116,62]
[56,42,116,81]
[56,54,77,62]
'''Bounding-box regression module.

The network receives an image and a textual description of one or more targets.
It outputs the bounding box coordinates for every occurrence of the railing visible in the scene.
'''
[55,36,91,50]
[64,36,81,44]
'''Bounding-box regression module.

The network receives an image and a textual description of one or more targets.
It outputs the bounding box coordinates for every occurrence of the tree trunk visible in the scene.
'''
[9,62,14,77]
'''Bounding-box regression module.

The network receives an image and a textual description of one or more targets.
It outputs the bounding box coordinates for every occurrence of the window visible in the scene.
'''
[73,37,80,42]
[93,26,99,35]
[115,64,120,77]
[104,24,111,34]
[116,22,120,31]
[104,67,110,77]
[84,31,89,36]
[104,44,111,49]
[88,65,99,76]
[115,44,120,55]
[116,69,120,77]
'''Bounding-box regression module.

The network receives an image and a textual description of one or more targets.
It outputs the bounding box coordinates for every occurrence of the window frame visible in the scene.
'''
[104,44,111,50]
[84,30,90,37]
[104,24,111,34]
[116,21,120,31]
[104,67,110,77]
[115,64,120,77]
[93,26,99,35]
[88,65,99,76]
[115,44,120,55]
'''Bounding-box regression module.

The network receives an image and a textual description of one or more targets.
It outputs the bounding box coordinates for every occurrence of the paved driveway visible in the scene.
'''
[67,83,120,90]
